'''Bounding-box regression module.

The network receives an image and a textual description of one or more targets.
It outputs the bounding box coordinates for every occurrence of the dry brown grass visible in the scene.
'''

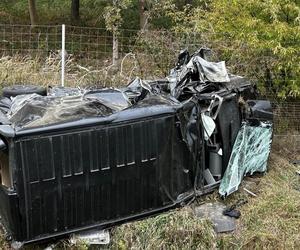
[0,230,9,250]
[0,54,60,87]
[0,53,167,90]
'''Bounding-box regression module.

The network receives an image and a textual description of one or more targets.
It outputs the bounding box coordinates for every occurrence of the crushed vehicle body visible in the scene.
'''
[0,48,273,245]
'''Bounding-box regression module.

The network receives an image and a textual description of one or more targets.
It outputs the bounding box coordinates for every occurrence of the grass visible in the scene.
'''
[218,152,300,249]
[0,53,167,90]
[110,208,216,250]
[0,231,9,250]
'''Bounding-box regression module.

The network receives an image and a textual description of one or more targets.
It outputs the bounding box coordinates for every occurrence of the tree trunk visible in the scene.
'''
[28,0,38,25]
[112,30,119,65]
[71,0,80,24]
[185,0,193,4]
[139,0,147,30]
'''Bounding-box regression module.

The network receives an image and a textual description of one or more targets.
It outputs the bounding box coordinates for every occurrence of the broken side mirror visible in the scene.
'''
[247,100,273,121]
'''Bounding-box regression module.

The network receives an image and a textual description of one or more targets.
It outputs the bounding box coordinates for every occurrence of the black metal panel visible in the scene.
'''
[0,187,21,238]
[216,95,241,175]
[12,114,194,242]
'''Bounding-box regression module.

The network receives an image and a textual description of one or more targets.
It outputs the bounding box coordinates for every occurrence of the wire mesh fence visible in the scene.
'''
[273,102,300,135]
[0,24,282,76]
[272,135,300,161]
[0,24,299,139]
[0,24,62,56]
[0,24,297,80]
[272,101,300,160]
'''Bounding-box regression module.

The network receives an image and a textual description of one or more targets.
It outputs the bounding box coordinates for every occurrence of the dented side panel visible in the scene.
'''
[11,113,197,242]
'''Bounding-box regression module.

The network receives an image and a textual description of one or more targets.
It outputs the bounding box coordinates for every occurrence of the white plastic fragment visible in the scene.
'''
[70,229,110,245]
[201,113,216,140]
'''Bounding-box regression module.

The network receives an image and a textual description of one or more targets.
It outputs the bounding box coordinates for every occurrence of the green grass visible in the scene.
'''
[110,208,216,250]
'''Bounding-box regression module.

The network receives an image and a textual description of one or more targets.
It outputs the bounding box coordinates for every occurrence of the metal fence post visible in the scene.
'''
[61,24,65,87]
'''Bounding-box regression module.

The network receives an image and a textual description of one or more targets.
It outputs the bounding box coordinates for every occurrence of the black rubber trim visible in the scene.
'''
[2,85,47,98]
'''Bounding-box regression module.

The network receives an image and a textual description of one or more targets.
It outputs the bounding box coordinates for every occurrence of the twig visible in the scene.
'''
[243,188,257,197]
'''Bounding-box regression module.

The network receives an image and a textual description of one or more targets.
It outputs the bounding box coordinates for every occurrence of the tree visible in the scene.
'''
[104,0,131,65]
[191,0,300,98]
[28,0,38,25]
[139,0,148,30]
[71,0,80,24]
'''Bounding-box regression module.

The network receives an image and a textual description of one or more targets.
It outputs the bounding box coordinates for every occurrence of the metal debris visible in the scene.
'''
[70,229,110,245]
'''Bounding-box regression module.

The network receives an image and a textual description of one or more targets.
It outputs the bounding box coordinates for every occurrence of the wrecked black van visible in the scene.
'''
[0,49,273,246]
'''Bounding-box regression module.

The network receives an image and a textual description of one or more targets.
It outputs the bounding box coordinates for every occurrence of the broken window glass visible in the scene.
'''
[219,121,273,196]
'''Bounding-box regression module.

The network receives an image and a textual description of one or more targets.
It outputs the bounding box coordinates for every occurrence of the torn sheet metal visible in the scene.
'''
[8,94,114,128]
[84,89,131,111]
[192,56,230,83]
[2,49,233,129]
[0,97,12,114]
[219,121,273,196]
[169,48,229,85]
[48,86,83,97]
[123,77,153,102]
[167,48,230,98]
[6,88,132,128]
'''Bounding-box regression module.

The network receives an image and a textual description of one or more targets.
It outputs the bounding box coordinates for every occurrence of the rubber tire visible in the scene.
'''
[2,85,47,98]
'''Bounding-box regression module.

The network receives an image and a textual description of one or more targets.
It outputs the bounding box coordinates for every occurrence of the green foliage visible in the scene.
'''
[190,0,300,98]
[103,0,132,33]
[0,0,108,27]
[135,30,180,75]
[148,0,200,31]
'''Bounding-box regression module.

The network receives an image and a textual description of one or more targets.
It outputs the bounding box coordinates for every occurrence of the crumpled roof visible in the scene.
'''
[7,89,131,128]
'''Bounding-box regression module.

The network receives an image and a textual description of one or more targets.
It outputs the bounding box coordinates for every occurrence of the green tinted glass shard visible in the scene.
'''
[219,121,273,196]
